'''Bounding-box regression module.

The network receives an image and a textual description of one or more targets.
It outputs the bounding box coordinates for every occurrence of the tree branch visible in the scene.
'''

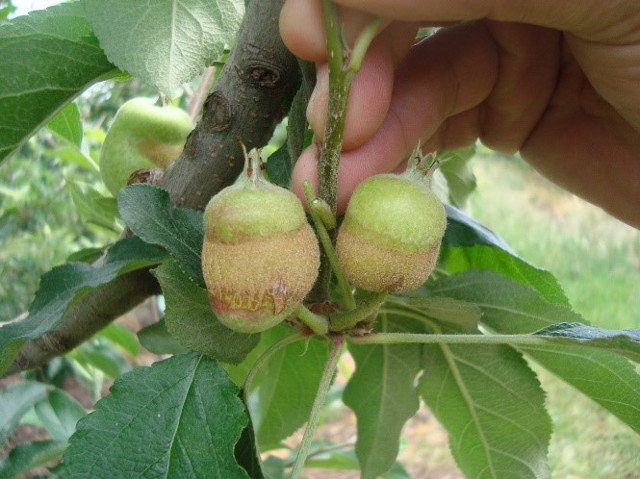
[4,0,300,376]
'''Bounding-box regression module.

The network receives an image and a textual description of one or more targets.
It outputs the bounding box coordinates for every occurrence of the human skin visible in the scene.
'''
[279,0,640,228]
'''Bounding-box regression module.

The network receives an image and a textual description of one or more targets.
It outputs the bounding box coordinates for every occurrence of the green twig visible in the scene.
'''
[318,1,380,214]
[290,335,346,479]
[318,0,352,214]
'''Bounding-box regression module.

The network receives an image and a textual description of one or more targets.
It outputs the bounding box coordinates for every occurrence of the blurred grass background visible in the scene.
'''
[467,153,640,479]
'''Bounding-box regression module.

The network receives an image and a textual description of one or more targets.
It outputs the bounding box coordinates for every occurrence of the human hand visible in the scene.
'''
[280,0,640,228]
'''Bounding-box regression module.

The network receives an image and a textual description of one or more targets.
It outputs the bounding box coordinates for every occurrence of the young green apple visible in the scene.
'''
[201,148,320,334]
[99,98,193,196]
[336,157,447,293]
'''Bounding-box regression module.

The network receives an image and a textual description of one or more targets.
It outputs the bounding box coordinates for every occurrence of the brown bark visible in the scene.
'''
[4,0,300,376]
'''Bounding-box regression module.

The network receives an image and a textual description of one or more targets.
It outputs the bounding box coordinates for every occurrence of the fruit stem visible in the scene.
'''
[329,291,387,332]
[303,180,356,310]
[295,304,329,335]
[290,334,345,479]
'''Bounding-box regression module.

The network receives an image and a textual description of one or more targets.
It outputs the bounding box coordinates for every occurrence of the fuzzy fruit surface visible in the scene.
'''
[337,173,446,292]
[99,98,193,196]
[202,177,320,333]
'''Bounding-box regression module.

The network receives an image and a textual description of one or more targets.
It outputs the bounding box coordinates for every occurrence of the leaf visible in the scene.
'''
[50,140,98,171]
[67,182,120,232]
[34,389,87,441]
[83,0,245,96]
[234,406,266,479]
[98,322,140,357]
[118,184,204,285]
[395,296,481,332]
[265,141,292,189]
[0,381,49,444]
[153,260,259,364]
[342,312,423,479]
[532,322,640,363]
[252,329,329,451]
[59,353,249,479]
[0,440,67,479]
[443,204,514,252]
[426,271,640,433]
[305,448,411,479]
[0,2,117,162]
[71,341,132,378]
[137,319,190,356]
[437,146,476,208]
[66,246,106,263]
[46,101,82,147]
[442,206,570,306]
[0,237,167,376]
[420,339,552,479]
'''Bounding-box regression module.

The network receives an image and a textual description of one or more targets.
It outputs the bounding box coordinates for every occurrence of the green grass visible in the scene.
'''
[468,154,640,478]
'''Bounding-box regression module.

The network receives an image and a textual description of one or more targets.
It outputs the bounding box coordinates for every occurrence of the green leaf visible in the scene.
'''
[443,204,514,251]
[396,296,481,332]
[427,271,640,433]
[286,65,314,164]
[98,322,140,357]
[83,0,245,96]
[0,2,117,162]
[137,319,190,356]
[0,381,49,444]
[67,182,120,232]
[0,237,167,376]
[118,184,204,285]
[437,145,476,208]
[46,101,82,147]
[440,244,570,307]
[305,448,411,478]
[532,322,640,363]
[265,141,292,188]
[49,140,98,171]
[66,246,106,263]
[261,456,286,479]
[234,407,266,479]
[58,353,249,479]
[71,341,132,378]
[34,389,87,442]
[153,260,259,364]
[0,440,67,479]
[342,312,422,479]
[420,339,552,479]
[252,329,329,451]
[441,206,570,306]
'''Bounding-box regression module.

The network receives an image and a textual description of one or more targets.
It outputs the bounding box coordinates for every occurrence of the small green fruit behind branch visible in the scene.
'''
[202,148,321,333]
[99,98,193,196]
[336,152,446,293]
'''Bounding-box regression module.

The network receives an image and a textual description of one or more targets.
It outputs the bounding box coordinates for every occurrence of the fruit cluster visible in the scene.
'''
[200,148,446,334]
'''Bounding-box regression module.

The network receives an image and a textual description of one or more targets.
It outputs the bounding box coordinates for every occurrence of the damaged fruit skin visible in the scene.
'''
[336,173,446,293]
[202,161,320,333]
